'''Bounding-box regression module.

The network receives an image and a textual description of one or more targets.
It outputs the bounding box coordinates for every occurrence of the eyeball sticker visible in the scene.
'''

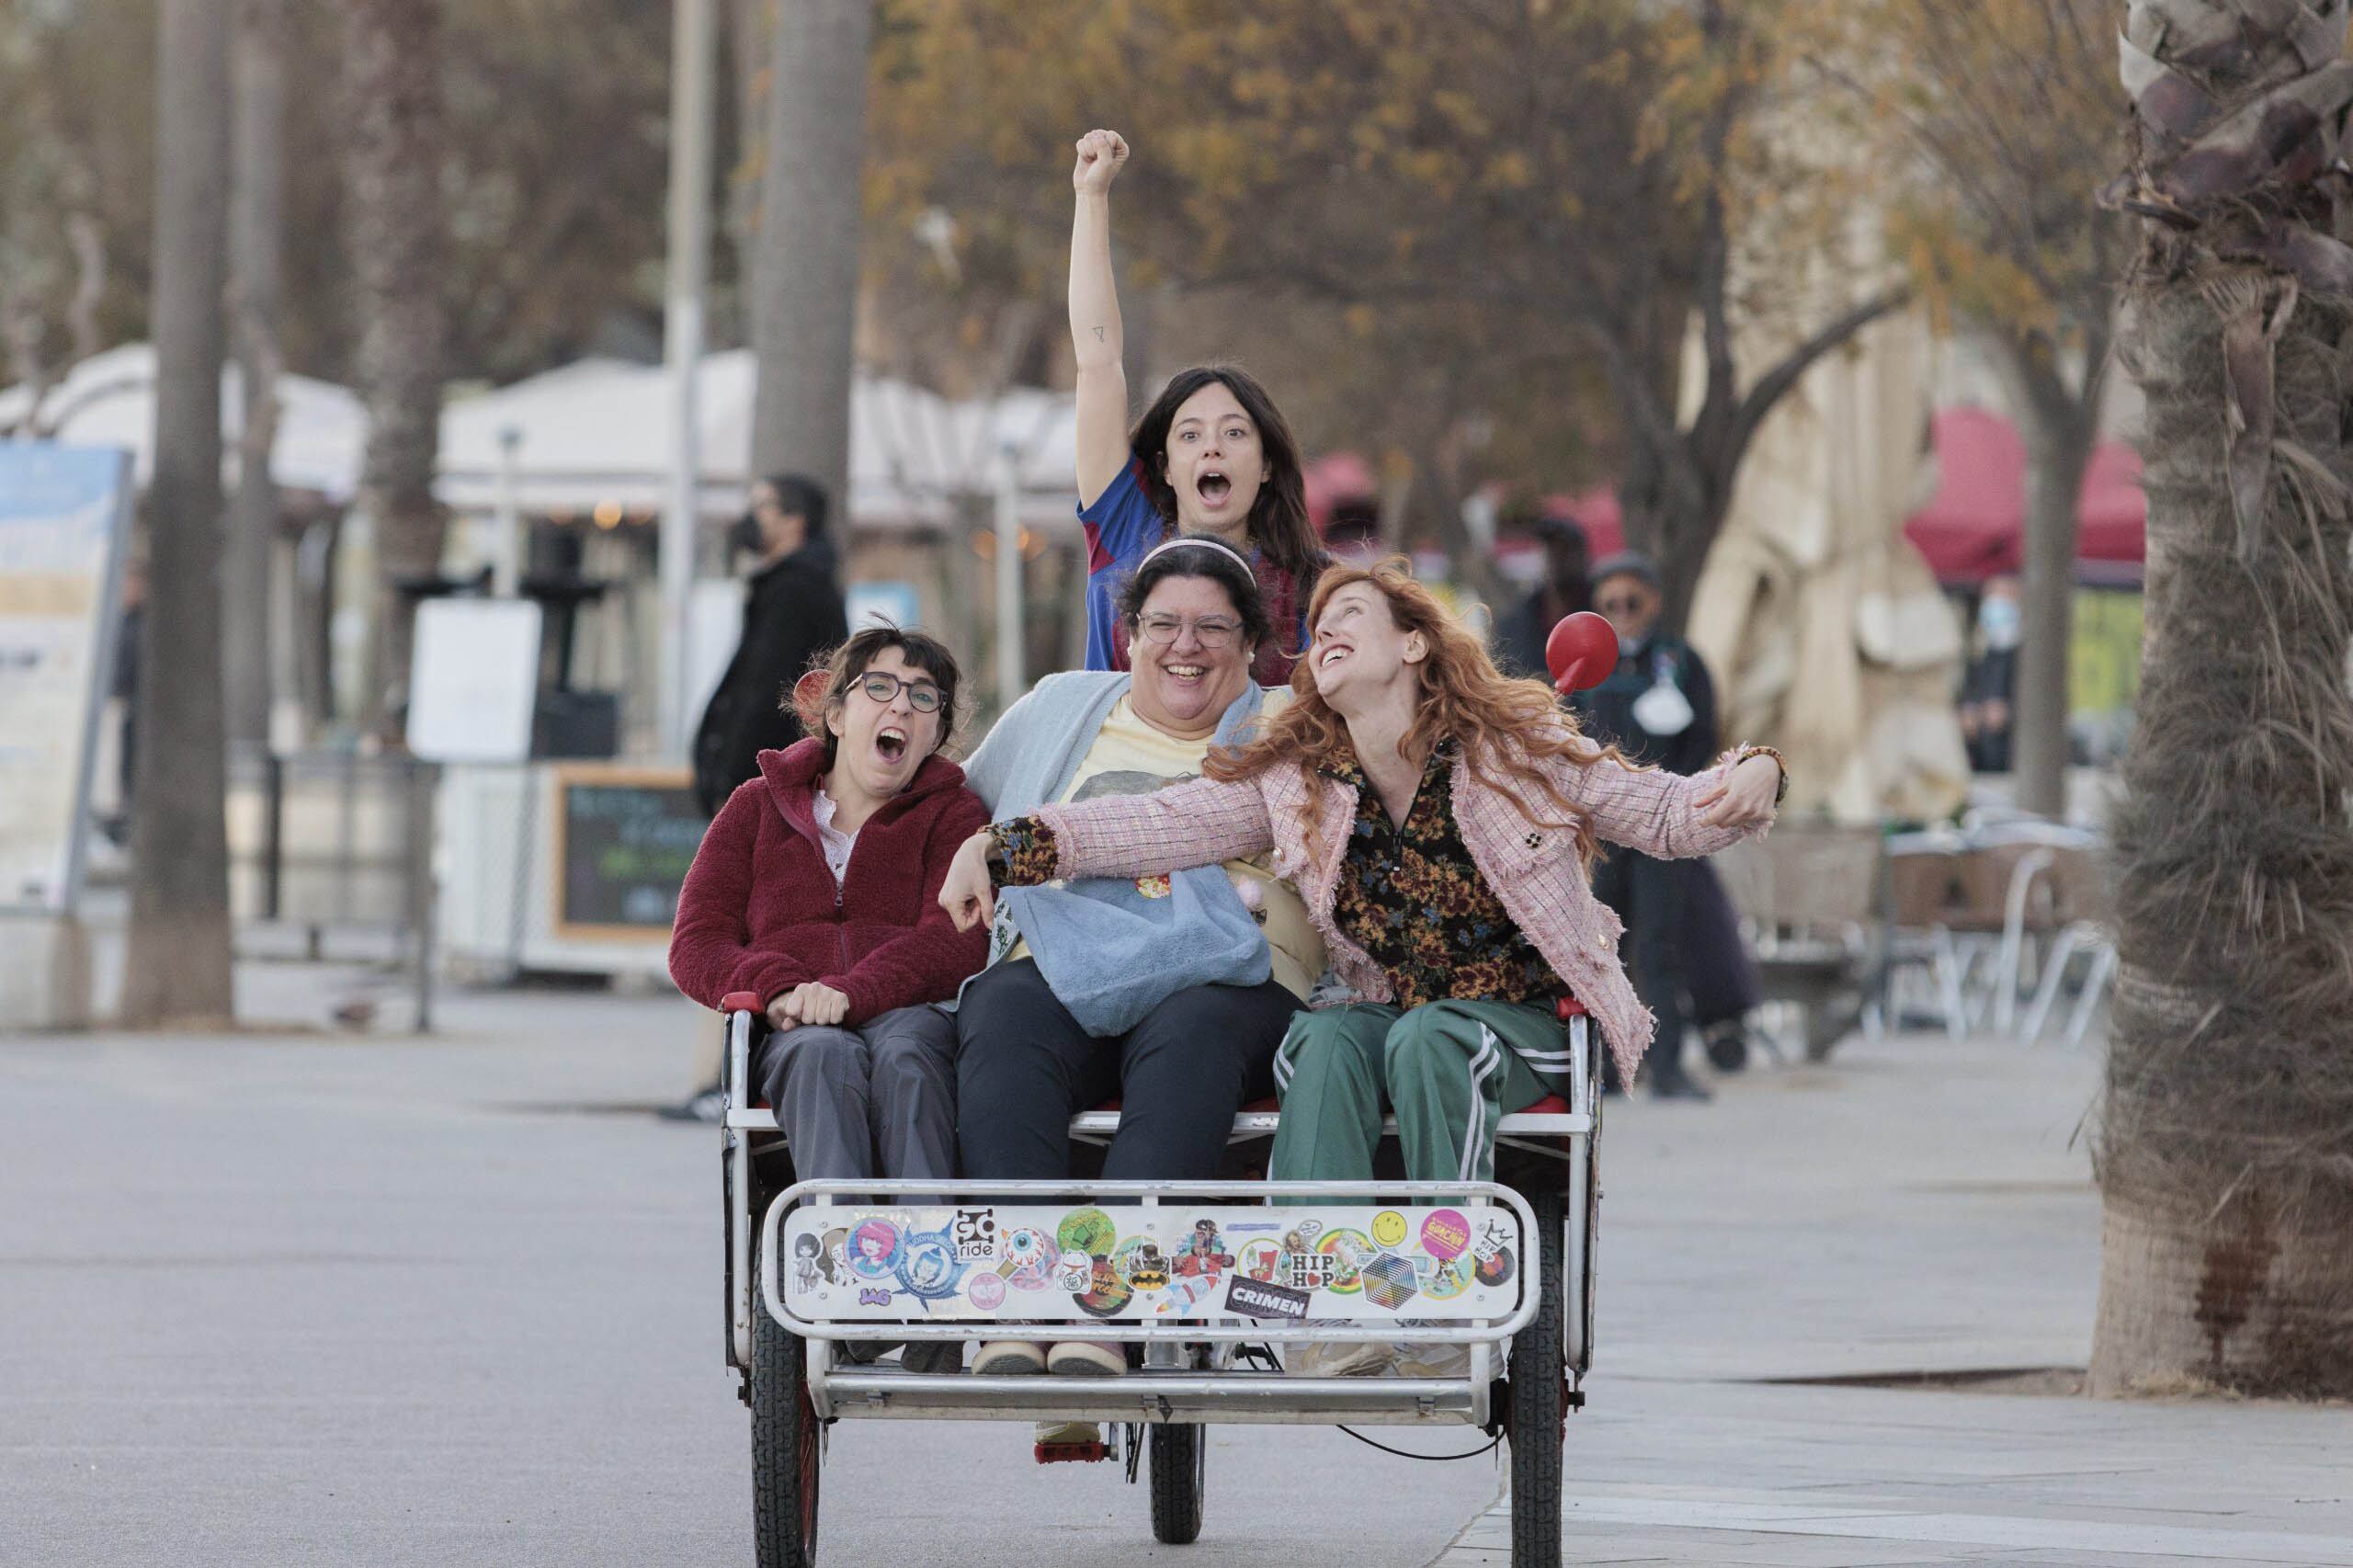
[1001,1227,1058,1291]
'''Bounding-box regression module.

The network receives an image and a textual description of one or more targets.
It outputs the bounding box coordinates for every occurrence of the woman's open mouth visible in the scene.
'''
[1195,469,1232,506]
[875,728,909,763]
[1161,662,1208,687]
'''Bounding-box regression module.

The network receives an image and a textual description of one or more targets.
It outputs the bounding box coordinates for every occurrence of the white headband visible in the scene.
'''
[1138,534,1254,574]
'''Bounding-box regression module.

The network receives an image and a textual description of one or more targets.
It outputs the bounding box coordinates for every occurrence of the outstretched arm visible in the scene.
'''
[1070,128,1131,508]
[938,774,1277,932]
[1574,747,1784,860]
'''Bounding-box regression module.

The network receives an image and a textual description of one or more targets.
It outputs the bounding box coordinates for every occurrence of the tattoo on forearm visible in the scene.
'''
[1093,326,1105,341]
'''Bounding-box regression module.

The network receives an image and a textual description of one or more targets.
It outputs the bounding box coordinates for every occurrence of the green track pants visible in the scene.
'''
[1267,1000,1570,1187]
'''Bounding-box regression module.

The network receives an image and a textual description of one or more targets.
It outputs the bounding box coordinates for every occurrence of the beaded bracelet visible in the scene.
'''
[1734,744,1790,807]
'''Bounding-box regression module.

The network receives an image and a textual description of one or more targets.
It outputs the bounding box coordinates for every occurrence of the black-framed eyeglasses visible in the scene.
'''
[1135,614,1243,649]
[855,672,942,712]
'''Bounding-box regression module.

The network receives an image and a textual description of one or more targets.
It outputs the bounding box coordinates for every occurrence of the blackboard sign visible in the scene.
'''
[551,766,704,940]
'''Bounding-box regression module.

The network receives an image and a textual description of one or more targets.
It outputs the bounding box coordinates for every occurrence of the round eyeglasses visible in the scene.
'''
[856,672,943,712]
[1135,614,1242,649]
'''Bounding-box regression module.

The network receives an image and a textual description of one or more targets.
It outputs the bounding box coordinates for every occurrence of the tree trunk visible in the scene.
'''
[1988,333,2098,821]
[224,0,285,753]
[2095,0,2353,1398]
[747,0,872,499]
[124,0,235,1028]
[343,0,448,728]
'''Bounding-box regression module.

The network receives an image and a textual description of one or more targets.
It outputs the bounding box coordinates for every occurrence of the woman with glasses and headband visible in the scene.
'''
[949,536,1324,1392]
[670,629,989,1371]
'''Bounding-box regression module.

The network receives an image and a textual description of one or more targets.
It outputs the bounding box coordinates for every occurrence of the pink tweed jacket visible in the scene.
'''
[1025,723,1770,1085]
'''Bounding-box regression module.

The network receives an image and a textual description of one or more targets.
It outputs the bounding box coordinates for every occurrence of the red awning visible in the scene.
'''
[1311,404,2144,585]
[1903,406,2144,585]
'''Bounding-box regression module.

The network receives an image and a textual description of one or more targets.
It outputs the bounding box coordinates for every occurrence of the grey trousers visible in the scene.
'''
[751,1004,958,1183]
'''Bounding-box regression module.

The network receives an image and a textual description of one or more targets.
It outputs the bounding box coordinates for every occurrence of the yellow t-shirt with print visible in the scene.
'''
[1006,691,1324,1002]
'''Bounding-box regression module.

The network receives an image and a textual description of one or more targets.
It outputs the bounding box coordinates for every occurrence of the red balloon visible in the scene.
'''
[1544,611,1619,695]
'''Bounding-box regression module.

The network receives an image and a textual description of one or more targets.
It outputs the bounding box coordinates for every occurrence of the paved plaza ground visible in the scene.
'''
[5,961,2347,1565]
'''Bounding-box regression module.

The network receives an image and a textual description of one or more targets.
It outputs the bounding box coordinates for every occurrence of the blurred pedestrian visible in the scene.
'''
[1959,575,2020,774]
[1492,513,1591,680]
[1573,552,1719,1100]
[691,473,849,817]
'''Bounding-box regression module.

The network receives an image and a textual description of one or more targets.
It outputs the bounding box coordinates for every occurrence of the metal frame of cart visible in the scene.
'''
[716,994,1603,1567]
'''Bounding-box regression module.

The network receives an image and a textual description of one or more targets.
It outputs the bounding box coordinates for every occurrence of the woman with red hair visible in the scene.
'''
[941,560,1783,1371]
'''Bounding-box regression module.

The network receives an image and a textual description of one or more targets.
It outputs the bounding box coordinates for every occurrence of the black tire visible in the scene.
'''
[1508,1182,1566,1568]
[750,1227,821,1568]
[1147,1424,1206,1545]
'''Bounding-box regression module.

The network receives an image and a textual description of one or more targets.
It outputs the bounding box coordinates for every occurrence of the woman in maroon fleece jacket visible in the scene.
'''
[670,629,989,1341]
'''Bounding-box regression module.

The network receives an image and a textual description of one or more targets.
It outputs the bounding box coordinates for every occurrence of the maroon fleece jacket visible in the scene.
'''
[667,737,990,1022]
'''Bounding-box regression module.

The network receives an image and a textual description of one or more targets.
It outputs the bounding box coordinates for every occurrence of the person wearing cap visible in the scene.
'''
[1492,513,1593,681]
[949,535,1324,1392]
[1573,551,1722,1099]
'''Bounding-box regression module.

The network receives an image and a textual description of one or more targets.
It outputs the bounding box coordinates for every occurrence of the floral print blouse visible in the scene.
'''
[1324,738,1559,1009]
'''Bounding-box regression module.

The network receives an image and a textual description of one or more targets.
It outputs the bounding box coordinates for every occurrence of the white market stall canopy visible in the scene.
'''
[436,349,1081,530]
[1,345,1082,532]
[0,343,368,501]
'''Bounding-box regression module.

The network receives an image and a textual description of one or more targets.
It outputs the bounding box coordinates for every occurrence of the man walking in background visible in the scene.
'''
[691,472,848,816]
[669,473,848,1122]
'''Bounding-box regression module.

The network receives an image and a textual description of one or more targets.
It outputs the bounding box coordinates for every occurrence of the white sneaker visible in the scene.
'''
[972,1340,1047,1375]
[1285,1340,1395,1378]
[1046,1339,1125,1376]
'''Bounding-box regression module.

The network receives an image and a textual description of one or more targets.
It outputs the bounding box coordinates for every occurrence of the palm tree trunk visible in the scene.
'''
[2094,0,2353,1397]
[1986,331,2101,821]
[224,0,285,753]
[747,0,872,498]
[124,0,235,1028]
[343,0,448,728]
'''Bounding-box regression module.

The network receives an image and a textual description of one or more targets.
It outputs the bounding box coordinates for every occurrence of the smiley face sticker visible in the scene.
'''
[1370,1210,1407,1248]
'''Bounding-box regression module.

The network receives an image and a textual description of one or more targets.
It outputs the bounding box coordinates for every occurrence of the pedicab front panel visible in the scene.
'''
[775,1199,1528,1327]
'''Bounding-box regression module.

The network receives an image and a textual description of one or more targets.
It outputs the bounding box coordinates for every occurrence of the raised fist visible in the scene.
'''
[1072,128,1130,194]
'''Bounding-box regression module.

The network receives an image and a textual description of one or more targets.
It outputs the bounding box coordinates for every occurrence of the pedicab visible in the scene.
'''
[713,614,1623,1568]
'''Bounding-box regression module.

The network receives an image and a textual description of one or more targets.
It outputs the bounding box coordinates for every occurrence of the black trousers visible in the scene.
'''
[1679,858,1761,1028]
[1593,847,1690,1084]
[955,959,1296,1181]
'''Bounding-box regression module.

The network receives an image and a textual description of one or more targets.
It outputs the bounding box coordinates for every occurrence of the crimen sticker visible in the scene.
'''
[1223,1276,1312,1321]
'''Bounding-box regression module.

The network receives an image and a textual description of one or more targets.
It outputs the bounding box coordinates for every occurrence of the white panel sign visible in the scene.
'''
[0,443,130,911]
[405,598,543,764]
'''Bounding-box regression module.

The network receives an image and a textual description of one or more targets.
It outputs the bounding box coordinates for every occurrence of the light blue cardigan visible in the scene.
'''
[956,672,1272,1032]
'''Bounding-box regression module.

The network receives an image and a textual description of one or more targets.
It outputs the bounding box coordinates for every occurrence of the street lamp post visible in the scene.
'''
[658,0,715,758]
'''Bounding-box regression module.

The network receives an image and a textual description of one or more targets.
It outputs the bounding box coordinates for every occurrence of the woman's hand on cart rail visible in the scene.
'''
[1695,752,1784,831]
[939,830,999,933]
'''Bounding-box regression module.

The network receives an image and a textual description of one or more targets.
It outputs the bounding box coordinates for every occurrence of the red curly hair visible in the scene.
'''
[1205,558,1633,867]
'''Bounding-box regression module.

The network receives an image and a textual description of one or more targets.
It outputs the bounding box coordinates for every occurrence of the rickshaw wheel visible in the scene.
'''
[1147,1423,1206,1544]
[1507,1183,1566,1568]
[750,1230,820,1568]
